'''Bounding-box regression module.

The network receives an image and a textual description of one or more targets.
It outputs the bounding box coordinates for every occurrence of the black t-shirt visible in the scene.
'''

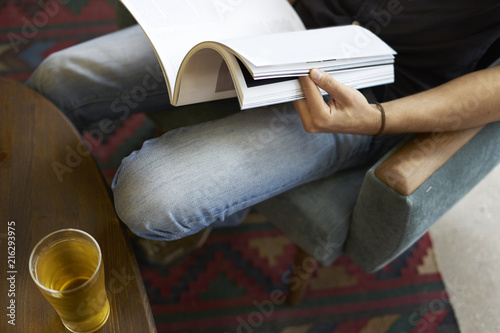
[294,0,500,100]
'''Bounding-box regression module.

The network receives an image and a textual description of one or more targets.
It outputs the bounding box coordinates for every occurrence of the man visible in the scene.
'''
[27,0,500,250]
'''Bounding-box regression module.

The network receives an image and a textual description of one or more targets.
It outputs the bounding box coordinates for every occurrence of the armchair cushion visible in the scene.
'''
[346,121,500,272]
[254,167,370,266]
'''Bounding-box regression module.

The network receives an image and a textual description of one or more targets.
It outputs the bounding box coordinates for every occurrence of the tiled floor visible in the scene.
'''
[431,163,500,332]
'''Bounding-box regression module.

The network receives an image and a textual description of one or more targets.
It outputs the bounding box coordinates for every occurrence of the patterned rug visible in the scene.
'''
[1,1,460,332]
[138,216,460,333]
[0,0,117,81]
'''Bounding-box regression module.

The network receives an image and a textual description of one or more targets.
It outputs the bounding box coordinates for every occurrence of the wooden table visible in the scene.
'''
[0,78,157,332]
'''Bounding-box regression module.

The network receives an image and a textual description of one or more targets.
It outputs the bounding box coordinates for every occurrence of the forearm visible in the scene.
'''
[381,65,500,134]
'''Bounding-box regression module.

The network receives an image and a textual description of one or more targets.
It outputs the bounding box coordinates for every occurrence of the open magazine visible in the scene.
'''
[120,0,396,109]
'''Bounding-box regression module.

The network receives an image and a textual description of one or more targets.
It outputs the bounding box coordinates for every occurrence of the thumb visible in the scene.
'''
[309,68,352,103]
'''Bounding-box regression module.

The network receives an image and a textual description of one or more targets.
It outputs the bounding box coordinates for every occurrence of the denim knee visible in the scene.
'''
[111,145,215,241]
[26,51,75,112]
[27,47,127,130]
[112,169,186,241]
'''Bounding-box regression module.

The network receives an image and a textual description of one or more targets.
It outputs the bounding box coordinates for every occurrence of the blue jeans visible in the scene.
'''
[26,25,403,241]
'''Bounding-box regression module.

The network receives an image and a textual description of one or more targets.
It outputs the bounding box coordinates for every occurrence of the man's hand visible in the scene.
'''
[293,68,382,135]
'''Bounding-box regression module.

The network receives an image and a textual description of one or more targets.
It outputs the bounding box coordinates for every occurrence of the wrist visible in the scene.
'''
[367,103,385,136]
[373,102,386,136]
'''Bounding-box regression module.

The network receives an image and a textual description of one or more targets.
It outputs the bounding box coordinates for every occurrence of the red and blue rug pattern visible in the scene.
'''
[1,1,461,332]
[0,0,117,82]
[139,217,459,332]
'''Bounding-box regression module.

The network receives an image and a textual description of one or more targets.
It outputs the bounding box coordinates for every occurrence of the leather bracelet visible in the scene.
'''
[374,102,386,136]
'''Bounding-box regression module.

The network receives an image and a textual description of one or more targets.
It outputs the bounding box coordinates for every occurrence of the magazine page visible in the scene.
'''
[217,25,396,70]
[235,62,394,109]
[247,55,394,79]
[120,0,305,100]
[175,48,239,106]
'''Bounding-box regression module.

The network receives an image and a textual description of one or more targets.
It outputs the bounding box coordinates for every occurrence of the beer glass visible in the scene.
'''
[29,229,110,333]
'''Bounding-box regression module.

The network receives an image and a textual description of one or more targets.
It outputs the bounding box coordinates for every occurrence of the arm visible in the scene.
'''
[294,65,500,135]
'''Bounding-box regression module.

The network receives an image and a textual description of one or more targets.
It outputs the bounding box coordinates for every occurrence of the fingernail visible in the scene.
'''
[310,68,323,81]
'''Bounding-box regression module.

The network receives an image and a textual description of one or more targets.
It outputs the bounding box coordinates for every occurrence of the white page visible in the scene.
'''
[219,25,396,67]
[249,56,394,78]
[120,0,305,98]
[238,65,394,109]
[176,48,238,106]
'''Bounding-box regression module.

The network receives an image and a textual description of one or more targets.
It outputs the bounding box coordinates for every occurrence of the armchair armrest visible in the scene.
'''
[345,121,500,272]
[375,127,484,196]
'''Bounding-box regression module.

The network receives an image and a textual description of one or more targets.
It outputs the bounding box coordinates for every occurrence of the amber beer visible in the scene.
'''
[29,229,110,333]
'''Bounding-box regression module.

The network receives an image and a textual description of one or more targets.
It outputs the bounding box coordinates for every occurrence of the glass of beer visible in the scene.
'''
[29,229,110,333]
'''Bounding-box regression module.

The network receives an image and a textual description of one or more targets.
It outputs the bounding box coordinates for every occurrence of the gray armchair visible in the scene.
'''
[255,122,500,304]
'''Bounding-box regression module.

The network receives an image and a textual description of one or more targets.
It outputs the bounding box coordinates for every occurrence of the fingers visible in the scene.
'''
[293,98,310,124]
[294,68,377,135]
[294,76,328,133]
[299,75,330,115]
[295,68,359,133]
[309,68,355,105]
